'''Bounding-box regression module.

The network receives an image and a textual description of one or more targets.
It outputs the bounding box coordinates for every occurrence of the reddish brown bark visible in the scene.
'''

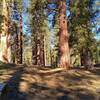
[32,34,45,66]
[11,22,19,64]
[58,0,70,69]
[19,15,23,64]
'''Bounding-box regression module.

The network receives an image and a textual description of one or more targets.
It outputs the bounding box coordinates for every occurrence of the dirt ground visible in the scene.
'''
[0,64,100,100]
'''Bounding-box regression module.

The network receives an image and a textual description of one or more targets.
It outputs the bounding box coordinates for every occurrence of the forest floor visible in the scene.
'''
[0,64,100,100]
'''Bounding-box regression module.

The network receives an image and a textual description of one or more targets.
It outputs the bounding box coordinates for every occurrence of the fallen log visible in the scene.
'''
[38,68,66,74]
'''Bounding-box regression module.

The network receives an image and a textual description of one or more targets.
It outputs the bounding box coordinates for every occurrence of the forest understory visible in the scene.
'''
[0,64,100,100]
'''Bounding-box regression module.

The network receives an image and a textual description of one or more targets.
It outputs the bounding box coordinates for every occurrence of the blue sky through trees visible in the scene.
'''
[90,0,100,40]
[22,0,100,40]
[22,0,31,35]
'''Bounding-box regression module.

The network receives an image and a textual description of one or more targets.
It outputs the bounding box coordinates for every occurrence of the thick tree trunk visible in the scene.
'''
[0,0,11,63]
[58,0,70,69]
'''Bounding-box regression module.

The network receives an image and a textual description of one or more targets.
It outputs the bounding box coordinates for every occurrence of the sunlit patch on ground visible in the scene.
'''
[0,64,100,100]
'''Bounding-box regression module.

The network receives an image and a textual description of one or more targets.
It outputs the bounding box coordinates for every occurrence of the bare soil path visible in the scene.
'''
[0,64,100,100]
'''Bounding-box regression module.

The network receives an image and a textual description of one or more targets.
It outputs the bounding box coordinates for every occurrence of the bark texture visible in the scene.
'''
[58,0,70,69]
[19,15,23,64]
[32,34,45,66]
[0,0,11,63]
[80,49,93,69]
[13,23,19,64]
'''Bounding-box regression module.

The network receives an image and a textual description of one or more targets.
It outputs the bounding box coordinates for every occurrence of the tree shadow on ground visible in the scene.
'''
[20,67,100,100]
[0,65,100,100]
[25,81,99,100]
[0,63,16,70]
[0,66,27,100]
[57,88,99,100]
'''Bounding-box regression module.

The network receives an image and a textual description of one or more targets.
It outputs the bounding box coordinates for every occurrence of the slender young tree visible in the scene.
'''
[19,14,23,64]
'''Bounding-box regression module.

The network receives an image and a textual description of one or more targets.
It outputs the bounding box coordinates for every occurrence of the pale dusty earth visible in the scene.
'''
[0,64,100,100]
